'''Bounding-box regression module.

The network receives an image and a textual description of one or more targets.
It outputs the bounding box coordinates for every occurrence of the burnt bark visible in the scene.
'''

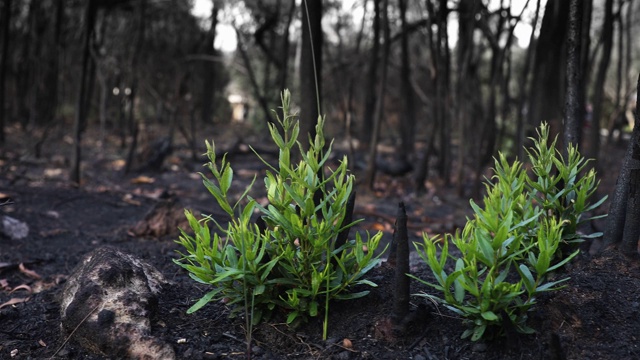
[587,0,614,164]
[200,4,219,125]
[0,0,12,145]
[528,0,570,132]
[234,25,273,124]
[398,0,416,158]
[563,0,582,150]
[364,0,389,190]
[124,0,146,174]
[602,75,640,253]
[299,0,323,144]
[516,0,542,160]
[70,0,97,184]
[361,0,380,147]
[391,202,410,326]
[455,0,479,196]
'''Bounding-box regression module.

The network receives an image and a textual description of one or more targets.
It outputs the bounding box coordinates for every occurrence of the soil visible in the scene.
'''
[0,122,638,360]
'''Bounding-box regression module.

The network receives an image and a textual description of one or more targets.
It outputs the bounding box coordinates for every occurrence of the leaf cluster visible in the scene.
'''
[412,123,606,341]
[173,90,384,339]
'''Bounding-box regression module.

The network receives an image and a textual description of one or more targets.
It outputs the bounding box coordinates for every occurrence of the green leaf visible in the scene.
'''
[481,311,499,321]
[187,289,220,314]
[536,277,570,292]
[286,311,299,324]
[518,264,536,294]
[471,324,487,341]
[254,284,266,296]
[547,249,580,272]
[334,290,370,300]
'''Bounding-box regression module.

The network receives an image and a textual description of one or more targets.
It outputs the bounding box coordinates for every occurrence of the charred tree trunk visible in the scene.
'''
[124,0,146,174]
[234,25,274,124]
[200,4,219,125]
[34,0,64,157]
[516,0,542,160]
[391,202,410,326]
[299,0,323,144]
[434,0,451,184]
[607,0,630,145]
[398,0,416,159]
[364,0,389,190]
[576,0,592,149]
[361,0,380,147]
[528,0,569,133]
[0,0,12,145]
[602,76,640,255]
[455,0,479,196]
[563,0,582,150]
[277,0,296,93]
[587,0,613,165]
[70,0,97,184]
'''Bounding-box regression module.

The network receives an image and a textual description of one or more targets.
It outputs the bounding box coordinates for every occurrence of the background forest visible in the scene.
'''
[3,1,640,359]
[0,0,638,195]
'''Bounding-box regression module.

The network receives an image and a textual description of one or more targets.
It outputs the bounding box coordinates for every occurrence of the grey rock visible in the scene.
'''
[60,246,175,359]
[1,215,29,240]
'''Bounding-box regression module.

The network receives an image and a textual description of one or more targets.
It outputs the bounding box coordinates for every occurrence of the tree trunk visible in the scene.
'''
[607,0,630,145]
[435,0,451,184]
[563,0,582,150]
[587,0,613,165]
[364,0,389,190]
[455,0,479,196]
[200,4,219,125]
[602,75,640,253]
[124,0,147,174]
[516,0,542,160]
[234,25,274,124]
[391,202,410,326]
[398,0,416,159]
[361,0,380,147]
[528,0,569,134]
[299,0,323,144]
[70,0,97,184]
[576,0,592,148]
[277,0,296,94]
[0,0,12,145]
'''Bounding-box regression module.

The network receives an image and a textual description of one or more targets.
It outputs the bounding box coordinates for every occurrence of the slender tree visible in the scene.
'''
[361,0,380,146]
[71,0,97,184]
[602,75,640,255]
[200,2,219,125]
[299,0,323,143]
[587,0,613,165]
[398,0,416,159]
[455,0,479,196]
[0,0,12,145]
[528,0,570,133]
[563,0,582,150]
[516,0,542,160]
[364,0,389,189]
[124,0,147,174]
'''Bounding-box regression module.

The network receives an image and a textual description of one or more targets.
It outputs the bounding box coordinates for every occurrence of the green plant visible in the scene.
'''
[412,123,606,341]
[174,90,384,342]
[526,124,607,250]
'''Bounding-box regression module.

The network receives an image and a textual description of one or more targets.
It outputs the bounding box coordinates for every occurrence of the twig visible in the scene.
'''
[50,304,100,359]
[0,199,13,207]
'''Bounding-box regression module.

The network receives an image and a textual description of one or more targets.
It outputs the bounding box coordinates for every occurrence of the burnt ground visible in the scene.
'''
[0,122,639,360]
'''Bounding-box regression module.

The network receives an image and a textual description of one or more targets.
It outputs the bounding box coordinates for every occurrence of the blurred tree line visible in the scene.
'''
[0,0,638,195]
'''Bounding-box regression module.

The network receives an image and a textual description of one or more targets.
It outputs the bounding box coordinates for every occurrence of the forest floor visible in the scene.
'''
[0,122,639,360]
